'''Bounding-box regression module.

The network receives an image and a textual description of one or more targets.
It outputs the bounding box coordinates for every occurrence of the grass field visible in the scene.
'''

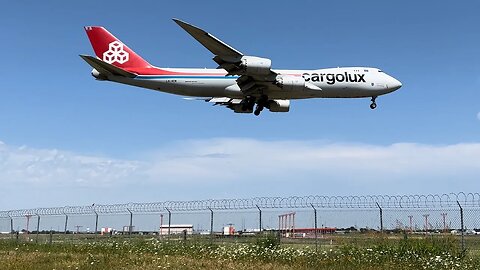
[0,234,479,270]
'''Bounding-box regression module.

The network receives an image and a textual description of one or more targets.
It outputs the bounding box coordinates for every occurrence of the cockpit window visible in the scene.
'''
[378,70,383,73]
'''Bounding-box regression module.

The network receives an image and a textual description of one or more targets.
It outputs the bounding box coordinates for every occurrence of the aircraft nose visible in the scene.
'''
[389,77,402,91]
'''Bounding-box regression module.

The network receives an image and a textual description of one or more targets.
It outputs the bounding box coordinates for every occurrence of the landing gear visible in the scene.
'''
[254,105,263,116]
[370,96,377,110]
[253,95,268,116]
[241,96,255,112]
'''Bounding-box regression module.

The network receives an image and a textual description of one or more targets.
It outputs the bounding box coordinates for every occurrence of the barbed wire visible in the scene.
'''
[0,192,479,218]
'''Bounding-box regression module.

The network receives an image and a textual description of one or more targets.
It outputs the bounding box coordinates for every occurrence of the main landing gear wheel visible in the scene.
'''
[254,95,268,116]
[254,105,263,116]
[370,96,377,110]
[242,96,255,111]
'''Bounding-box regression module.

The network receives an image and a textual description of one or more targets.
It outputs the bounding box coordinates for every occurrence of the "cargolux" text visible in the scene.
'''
[302,72,366,85]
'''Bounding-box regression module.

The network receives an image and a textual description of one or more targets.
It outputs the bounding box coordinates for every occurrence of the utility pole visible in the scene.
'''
[441,213,448,233]
[25,215,32,235]
[422,214,429,234]
[74,225,83,234]
[408,216,413,233]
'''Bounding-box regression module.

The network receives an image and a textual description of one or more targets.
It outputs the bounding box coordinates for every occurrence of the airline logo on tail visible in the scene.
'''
[103,41,129,64]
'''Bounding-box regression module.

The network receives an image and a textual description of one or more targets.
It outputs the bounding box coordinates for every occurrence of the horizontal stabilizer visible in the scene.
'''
[79,55,137,78]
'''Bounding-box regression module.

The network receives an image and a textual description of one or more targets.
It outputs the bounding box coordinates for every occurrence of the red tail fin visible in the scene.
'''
[84,26,151,69]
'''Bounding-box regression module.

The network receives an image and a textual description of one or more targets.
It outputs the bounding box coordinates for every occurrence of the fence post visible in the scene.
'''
[8,213,13,234]
[159,214,163,238]
[311,204,318,252]
[376,202,383,233]
[208,207,214,239]
[256,205,262,233]
[166,208,171,236]
[35,214,41,243]
[127,208,133,235]
[457,201,465,251]
[64,214,69,234]
[8,213,14,240]
[94,210,99,238]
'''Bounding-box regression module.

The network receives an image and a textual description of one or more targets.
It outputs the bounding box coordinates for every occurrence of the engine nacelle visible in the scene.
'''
[224,84,244,98]
[275,75,305,92]
[267,100,290,112]
[240,56,272,75]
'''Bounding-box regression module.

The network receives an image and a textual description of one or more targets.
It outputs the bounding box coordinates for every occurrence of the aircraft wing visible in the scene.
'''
[173,19,277,95]
[173,19,243,58]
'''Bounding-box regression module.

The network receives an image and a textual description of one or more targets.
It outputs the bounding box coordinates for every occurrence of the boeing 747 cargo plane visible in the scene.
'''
[81,19,402,116]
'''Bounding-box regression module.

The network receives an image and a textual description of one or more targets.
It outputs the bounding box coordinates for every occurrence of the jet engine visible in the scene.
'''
[239,56,272,75]
[275,75,305,92]
[267,99,290,112]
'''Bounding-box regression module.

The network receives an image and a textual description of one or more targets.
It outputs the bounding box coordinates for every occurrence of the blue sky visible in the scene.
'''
[0,1,479,209]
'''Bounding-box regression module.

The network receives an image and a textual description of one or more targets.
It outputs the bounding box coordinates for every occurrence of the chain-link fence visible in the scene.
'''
[0,192,479,250]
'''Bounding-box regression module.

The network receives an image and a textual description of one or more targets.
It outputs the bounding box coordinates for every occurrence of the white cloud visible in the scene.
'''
[0,138,480,208]
[0,141,146,187]
[145,139,480,186]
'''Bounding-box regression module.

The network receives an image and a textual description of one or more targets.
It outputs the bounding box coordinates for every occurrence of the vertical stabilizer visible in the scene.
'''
[84,26,151,69]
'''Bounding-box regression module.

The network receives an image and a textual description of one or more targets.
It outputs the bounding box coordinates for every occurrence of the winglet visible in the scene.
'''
[172,18,243,57]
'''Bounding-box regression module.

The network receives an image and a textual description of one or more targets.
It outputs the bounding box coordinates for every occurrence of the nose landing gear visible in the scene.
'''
[370,96,377,110]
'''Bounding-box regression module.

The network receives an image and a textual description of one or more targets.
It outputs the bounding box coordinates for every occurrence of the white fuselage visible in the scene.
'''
[108,66,402,100]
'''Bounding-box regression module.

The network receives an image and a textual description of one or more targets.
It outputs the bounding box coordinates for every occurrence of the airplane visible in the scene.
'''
[81,19,402,116]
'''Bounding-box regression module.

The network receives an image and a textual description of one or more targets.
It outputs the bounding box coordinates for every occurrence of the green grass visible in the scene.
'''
[0,236,478,270]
